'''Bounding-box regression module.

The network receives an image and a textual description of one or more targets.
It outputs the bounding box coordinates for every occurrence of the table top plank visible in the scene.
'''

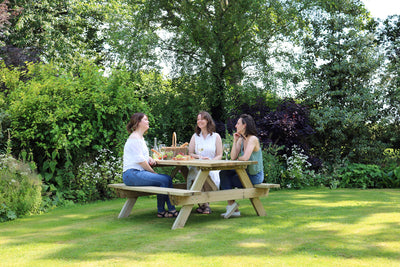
[156,159,257,168]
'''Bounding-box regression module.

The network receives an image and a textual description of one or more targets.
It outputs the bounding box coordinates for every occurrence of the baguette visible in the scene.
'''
[180,142,189,148]
[151,149,161,156]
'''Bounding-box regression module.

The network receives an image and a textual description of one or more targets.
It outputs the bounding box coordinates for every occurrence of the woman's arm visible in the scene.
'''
[213,133,223,160]
[230,133,243,160]
[188,134,200,159]
[138,160,156,173]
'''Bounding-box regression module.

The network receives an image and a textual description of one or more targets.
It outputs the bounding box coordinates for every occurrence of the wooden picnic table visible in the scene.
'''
[109,159,280,230]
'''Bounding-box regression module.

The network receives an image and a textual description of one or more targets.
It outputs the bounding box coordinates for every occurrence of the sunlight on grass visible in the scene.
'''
[238,240,267,248]
[237,226,264,234]
[1,189,399,267]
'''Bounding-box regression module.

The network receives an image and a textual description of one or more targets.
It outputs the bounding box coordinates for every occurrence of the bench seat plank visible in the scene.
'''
[108,183,201,196]
[254,183,281,189]
[169,187,271,206]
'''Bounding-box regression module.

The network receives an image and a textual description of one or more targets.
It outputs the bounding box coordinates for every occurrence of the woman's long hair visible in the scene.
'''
[240,114,258,137]
[195,111,216,136]
[126,113,146,134]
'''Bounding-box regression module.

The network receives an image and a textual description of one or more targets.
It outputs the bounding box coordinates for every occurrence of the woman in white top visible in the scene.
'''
[122,113,178,218]
[188,111,223,214]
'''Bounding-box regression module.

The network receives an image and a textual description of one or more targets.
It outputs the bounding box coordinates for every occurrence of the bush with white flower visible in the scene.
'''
[281,145,312,189]
[72,149,123,203]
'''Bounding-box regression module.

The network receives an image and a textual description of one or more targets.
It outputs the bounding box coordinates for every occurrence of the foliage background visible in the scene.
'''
[0,0,399,218]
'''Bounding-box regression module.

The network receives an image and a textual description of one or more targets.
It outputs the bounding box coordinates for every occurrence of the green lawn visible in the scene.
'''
[1,188,400,266]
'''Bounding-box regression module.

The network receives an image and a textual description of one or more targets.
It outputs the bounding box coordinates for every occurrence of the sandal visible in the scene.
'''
[200,206,212,214]
[157,211,170,218]
[196,204,212,214]
[168,210,179,218]
[196,204,206,214]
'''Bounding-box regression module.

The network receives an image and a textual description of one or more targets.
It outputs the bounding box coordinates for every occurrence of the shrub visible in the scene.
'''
[309,107,388,165]
[228,98,321,170]
[6,61,149,202]
[0,154,42,222]
[71,149,123,203]
[380,165,400,189]
[280,145,312,189]
[337,163,385,189]
[262,144,285,184]
[142,73,208,144]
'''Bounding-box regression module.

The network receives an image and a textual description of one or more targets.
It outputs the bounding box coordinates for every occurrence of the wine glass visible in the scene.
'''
[197,144,204,160]
[223,144,230,160]
[158,144,166,160]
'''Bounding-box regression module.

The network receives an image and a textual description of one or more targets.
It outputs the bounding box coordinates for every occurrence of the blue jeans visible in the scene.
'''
[219,169,264,190]
[123,169,176,213]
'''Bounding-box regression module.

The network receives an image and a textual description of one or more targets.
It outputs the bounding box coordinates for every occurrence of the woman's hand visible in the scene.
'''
[233,132,241,143]
[148,157,156,166]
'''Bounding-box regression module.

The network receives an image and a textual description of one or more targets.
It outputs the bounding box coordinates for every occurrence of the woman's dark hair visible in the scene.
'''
[126,113,146,134]
[240,114,258,137]
[195,111,216,136]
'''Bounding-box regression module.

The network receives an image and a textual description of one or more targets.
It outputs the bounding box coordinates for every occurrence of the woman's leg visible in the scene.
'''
[123,169,176,213]
[248,170,264,185]
[219,170,241,217]
[220,170,244,190]
[219,170,239,190]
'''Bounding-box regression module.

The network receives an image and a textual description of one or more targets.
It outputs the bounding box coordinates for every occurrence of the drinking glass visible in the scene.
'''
[223,144,230,160]
[197,144,204,160]
[158,144,166,160]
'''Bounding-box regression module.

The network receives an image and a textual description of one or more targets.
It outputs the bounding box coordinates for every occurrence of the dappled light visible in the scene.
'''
[1,189,399,266]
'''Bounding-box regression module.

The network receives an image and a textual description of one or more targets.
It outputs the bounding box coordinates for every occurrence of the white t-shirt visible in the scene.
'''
[123,138,149,172]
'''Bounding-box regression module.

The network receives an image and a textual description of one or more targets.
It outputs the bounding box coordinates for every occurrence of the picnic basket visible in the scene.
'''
[163,132,188,156]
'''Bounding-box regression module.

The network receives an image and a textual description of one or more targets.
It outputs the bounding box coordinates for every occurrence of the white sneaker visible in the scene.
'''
[221,211,241,218]
[223,202,239,219]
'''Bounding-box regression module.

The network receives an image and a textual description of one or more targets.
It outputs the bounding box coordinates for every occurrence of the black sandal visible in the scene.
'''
[201,206,212,214]
[168,210,179,218]
[196,204,206,213]
[157,211,170,218]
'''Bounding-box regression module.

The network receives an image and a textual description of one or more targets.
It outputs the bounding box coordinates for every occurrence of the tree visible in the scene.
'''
[107,0,304,122]
[1,0,106,68]
[297,0,385,164]
[377,15,400,150]
[0,0,15,42]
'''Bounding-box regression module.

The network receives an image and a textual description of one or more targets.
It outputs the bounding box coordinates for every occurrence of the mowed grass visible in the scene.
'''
[1,188,400,267]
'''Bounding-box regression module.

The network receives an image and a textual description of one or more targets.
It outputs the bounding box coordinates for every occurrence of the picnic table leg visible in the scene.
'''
[171,169,210,229]
[204,176,218,191]
[235,168,266,216]
[118,197,138,218]
[249,198,266,216]
[171,205,193,229]
[190,169,210,191]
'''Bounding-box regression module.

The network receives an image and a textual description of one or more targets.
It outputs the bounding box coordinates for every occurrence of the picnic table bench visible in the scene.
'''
[109,160,280,229]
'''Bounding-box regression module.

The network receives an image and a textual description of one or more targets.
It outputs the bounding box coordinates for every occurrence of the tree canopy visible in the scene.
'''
[1,0,106,67]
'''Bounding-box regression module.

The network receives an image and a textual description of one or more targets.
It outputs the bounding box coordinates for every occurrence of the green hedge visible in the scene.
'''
[5,61,149,202]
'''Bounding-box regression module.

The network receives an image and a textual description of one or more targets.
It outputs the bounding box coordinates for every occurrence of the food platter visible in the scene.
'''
[171,155,194,161]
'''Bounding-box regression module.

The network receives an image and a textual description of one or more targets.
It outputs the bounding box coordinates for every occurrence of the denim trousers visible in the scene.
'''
[219,169,264,190]
[123,169,176,213]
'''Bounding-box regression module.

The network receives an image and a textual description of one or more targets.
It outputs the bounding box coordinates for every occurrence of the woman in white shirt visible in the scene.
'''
[122,113,178,218]
[188,111,223,214]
